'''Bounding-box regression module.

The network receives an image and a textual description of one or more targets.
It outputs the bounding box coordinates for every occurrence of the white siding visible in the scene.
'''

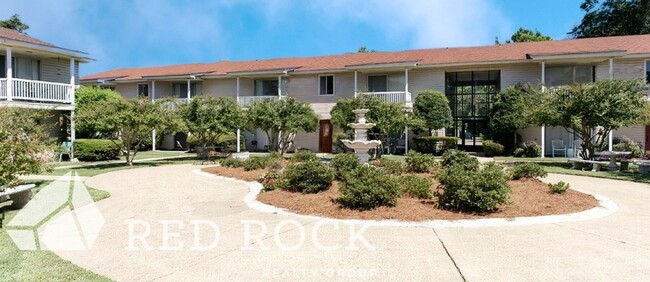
[613,125,645,147]
[501,63,541,88]
[595,58,645,81]
[41,57,79,84]
[408,68,445,99]
[293,131,319,151]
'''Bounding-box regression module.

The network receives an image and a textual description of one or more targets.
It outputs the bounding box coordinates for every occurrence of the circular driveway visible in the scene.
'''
[53,164,650,281]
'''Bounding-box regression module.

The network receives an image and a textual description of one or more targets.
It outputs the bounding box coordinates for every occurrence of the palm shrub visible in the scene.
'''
[436,162,510,213]
[330,153,360,180]
[339,165,401,209]
[548,181,570,194]
[283,160,334,193]
[511,162,548,180]
[405,150,436,173]
[440,150,479,171]
[397,174,433,199]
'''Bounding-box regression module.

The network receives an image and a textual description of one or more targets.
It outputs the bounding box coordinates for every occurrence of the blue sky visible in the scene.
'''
[1,0,584,76]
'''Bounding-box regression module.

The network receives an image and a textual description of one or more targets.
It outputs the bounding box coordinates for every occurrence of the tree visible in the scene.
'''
[508,28,552,42]
[357,45,376,53]
[246,97,318,155]
[0,14,29,33]
[179,96,244,147]
[76,86,122,106]
[488,86,535,148]
[532,79,647,160]
[569,0,650,38]
[76,97,183,165]
[413,89,453,135]
[0,108,53,190]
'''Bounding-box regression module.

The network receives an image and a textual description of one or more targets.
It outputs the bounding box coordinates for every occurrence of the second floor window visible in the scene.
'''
[138,84,149,98]
[545,65,593,87]
[319,75,334,95]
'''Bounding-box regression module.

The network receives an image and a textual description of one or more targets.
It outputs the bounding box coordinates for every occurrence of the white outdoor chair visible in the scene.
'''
[551,140,566,158]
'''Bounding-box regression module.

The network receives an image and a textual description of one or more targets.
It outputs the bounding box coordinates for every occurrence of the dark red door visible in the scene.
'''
[319,120,332,153]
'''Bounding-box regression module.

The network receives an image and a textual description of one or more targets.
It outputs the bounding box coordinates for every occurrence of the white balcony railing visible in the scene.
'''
[359,91,411,104]
[0,78,73,104]
[238,95,281,107]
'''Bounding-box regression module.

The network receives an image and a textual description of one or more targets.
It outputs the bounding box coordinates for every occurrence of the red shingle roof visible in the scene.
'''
[82,34,650,82]
[0,27,55,47]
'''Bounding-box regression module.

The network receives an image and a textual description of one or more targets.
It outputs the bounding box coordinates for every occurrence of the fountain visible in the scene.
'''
[341,109,381,163]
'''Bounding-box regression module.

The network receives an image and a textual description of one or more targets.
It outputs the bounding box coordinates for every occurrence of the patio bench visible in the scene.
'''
[195,146,231,164]
[0,184,37,228]
[569,159,608,172]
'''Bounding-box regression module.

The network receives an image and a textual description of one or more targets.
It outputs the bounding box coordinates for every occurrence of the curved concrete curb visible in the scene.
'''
[193,169,618,228]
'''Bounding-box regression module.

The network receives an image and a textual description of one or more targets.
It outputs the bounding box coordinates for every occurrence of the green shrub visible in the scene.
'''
[483,140,505,157]
[260,171,286,192]
[548,181,570,194]
[405,150,436,173]
[243,157,270,171]
[412,136,459,155]
[398,174,433,199]
[219,157,244,168]
[515,140,541,157]
[436,162,511,213]
[74,139,121,161]
[376,158,405,175]
[339,165,401,209]
[283,160,334,193]
[330,153,360,180]
[613,136,643,158]
[511,162,548,180]
[440,150,479,171]
[290,150,319,162]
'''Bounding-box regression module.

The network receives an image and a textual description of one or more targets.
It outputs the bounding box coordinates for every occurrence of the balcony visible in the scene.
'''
[0,78,74,107]
[358,91,412,105]
[238,95,281,107]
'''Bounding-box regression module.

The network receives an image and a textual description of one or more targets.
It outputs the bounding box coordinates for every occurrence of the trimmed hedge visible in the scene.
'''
[483,140,505,157]
[511,162,547,180]
[412,136,459,155]
[330,153,360,180]
[283,160,334,193]
[436,162,510,213]
[339,165,400,210]
[405,150,436,173]
[74,139,121,161]
[441,150,479,171]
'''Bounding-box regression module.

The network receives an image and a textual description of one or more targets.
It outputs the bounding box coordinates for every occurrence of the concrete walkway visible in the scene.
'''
[52,164,650,281]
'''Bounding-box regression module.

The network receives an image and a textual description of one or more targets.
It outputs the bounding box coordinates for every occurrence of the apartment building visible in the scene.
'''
[81,34,650,156]
[0,27,90,151]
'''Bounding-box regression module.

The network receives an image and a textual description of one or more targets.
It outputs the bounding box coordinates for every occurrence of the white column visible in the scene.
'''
[540,61,546,158]
[236,77,240,103]
[277,75,282,96]
[152,80,156,151]
[5,47,12,101]
[236,128,241,153]
[186,79,191,100]
[354,71,358,98]
[608,58,614,151]
[404,68,409,102]
[69,58,76,159]
[404,126,409,153]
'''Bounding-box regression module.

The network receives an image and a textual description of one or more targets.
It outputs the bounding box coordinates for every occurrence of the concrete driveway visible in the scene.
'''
[52,164,650,281]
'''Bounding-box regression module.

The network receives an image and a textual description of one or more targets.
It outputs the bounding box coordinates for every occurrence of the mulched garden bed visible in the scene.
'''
[203,166,599,221]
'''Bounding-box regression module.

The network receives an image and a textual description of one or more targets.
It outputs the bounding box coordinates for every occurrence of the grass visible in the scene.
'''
[0,181,112,282]
[52,150,190,168]
[494,156,571,163]
[542,165,650,184]
[43,157,199,177]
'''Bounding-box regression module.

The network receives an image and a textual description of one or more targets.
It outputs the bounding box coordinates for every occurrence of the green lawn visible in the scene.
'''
[1,181,112,282]
[494,156,571,163]
[44,157,199,177]
[53,150,190,168]
[542,165,650,184]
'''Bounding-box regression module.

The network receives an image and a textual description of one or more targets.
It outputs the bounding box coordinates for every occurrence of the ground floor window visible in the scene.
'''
[137,83,149,98]
[445,70,500,150]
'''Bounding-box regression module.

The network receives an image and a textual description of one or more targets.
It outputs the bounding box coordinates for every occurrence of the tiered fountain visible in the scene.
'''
[341,109,381,163]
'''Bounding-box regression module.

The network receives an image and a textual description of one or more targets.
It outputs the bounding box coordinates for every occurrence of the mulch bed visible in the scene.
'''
[203,166,599,221]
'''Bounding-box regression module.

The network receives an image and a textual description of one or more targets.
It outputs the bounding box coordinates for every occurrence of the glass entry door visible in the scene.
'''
[461,120,487,150]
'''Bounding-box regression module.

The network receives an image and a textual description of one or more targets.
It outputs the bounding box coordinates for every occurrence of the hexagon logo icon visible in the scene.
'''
[6,172,105,251]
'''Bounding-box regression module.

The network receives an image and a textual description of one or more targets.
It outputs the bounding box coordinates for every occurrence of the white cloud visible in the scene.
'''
[307,0,512,49]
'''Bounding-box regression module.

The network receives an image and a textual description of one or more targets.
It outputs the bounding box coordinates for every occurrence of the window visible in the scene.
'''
[368,75,387,92]
[137,83,149,98]
[255,79,279,96]
[319,75,334,95]
[100,85,115,91]
[172,82,202,98]
[545,65,594,87]
[0,55,4,78]
[646,60,649,84]
[13,57,40,80]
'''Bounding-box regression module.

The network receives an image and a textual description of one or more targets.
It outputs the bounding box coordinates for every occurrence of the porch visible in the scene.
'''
[0,78,74,106]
